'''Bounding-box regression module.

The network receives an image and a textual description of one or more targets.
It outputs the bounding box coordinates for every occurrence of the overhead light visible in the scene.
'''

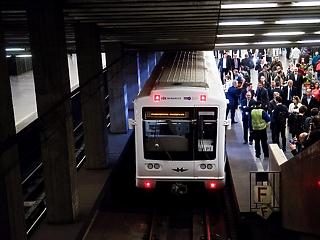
[215,43,249,46]
[275,19,320,24]
[5,48,25,52]
[292,1,320,7]
[6,55,11,58]
[217,34,255,38]
[16,54,32,58]
[263,32,305,36]
[219,21,264,26]
[254,41,291,45]
[221,3,278,9]
[296,39,320,43]
[314,31,320,34]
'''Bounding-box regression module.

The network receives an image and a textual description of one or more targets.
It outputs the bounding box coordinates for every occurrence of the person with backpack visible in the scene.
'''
[272,96,289,151]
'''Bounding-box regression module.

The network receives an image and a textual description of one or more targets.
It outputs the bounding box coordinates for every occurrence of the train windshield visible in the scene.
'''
[142,107,217,161]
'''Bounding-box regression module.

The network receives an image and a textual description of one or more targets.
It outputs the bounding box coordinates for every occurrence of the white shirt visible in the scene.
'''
[288,103,302,113]
[223,58,227,68]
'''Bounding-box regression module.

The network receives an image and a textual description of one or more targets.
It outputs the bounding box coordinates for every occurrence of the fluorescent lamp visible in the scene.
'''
[16,54,32,58]
[5,48,25,52]
[6,55,11,58]
[219,21,264,26]
[217,34,255,38]
[276,19,320,24]
[296,39,320,43]
[254,41,291,45]
[314,31,320,34]
[292,1,320,7]
[221,3,278,9]
[215,43,249,46]
[263,32,305,36]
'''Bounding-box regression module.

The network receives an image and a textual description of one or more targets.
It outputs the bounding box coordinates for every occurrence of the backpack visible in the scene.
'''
[277,111,287,127]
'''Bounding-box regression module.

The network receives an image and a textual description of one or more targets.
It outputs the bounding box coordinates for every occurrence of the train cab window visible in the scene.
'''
[143,107,193,160]
[195,110,217,160]
[143,120,193,160]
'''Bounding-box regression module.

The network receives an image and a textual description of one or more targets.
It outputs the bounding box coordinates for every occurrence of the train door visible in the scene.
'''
[194,107,218,177]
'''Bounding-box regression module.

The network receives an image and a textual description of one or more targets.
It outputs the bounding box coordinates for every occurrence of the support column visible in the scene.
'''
[139,51,149,87]
[27,0,78,223]
[148,52,156,75]
[75,23,107,169]
[124,52,139,110]
[0,14,26,240]
[105,43,128,133]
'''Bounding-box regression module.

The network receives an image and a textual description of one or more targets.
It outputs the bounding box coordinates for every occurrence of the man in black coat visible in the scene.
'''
[301,88,319,116]
[272,96,289,151]
[256,81,269,111]
[281,80,298,107]
[231,53,241,71]
[287,67,303,97]
[240,91,256,144]
[218,52,232,84]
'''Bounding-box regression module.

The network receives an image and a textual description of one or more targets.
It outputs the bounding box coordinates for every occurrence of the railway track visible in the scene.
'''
[147,206,227,240]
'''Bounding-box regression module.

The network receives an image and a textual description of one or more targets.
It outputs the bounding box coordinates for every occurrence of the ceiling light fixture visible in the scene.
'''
[221,3,278,9]
[263,32,305,36]
[254,41,291,45]
[292,1,320,7]
[314,31,320,34]
[275,19,320,24]
[16,54,32,58]
[5,48,25,52]
[217,34,255,37]
[296,39,320,43]
[215,43,249,46]
[219,21,264,26]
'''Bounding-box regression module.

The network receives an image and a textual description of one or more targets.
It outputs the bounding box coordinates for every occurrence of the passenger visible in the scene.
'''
[218,52,232,84]
[251,101,270,159]
[290,47,301,65]
[281,80,298,108]
[291,105,308,139]
[304,108,319,132]
[240,91,255,144]
[289,132,308,156]
[287,67,303,98]
[301,88,318,117]
[255,80,269,111]
[268,92,280,143]
[271,96,289,151]
[226,80,243,124]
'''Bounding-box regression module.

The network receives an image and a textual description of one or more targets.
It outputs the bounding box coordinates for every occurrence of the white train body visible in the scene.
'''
[133,51,227,190]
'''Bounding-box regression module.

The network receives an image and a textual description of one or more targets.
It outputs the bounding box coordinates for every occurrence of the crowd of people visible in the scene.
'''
[219,48,320,160]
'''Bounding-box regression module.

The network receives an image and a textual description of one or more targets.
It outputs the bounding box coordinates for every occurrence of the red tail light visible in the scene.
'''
[317,180,320,188]
[200,94,207,102]
[154,94,161,102]
[144,180,154,189]
[209,182,216,189]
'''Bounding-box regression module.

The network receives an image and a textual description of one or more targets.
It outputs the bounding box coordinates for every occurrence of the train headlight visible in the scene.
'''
[200,164,206,169]
[207,164,213,170]
[154,163,160,169]
[147,163,154,169]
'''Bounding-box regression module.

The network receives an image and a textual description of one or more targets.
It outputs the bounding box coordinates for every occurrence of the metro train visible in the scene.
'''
[131,51,228,191]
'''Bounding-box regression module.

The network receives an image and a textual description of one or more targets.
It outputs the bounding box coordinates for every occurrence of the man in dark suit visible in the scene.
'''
[256,81,269,111]
[218,52,232,84]
[240,91,256,144]
[281,80,298,107]
[287,67,303,98]
[231,53,241,71]
[301,88,319,116]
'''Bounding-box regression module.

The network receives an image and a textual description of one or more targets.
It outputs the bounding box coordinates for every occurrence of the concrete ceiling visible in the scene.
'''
[2,0,320,51]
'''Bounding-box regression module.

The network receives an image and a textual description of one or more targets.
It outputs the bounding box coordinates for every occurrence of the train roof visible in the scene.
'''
[137,51,222,98]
